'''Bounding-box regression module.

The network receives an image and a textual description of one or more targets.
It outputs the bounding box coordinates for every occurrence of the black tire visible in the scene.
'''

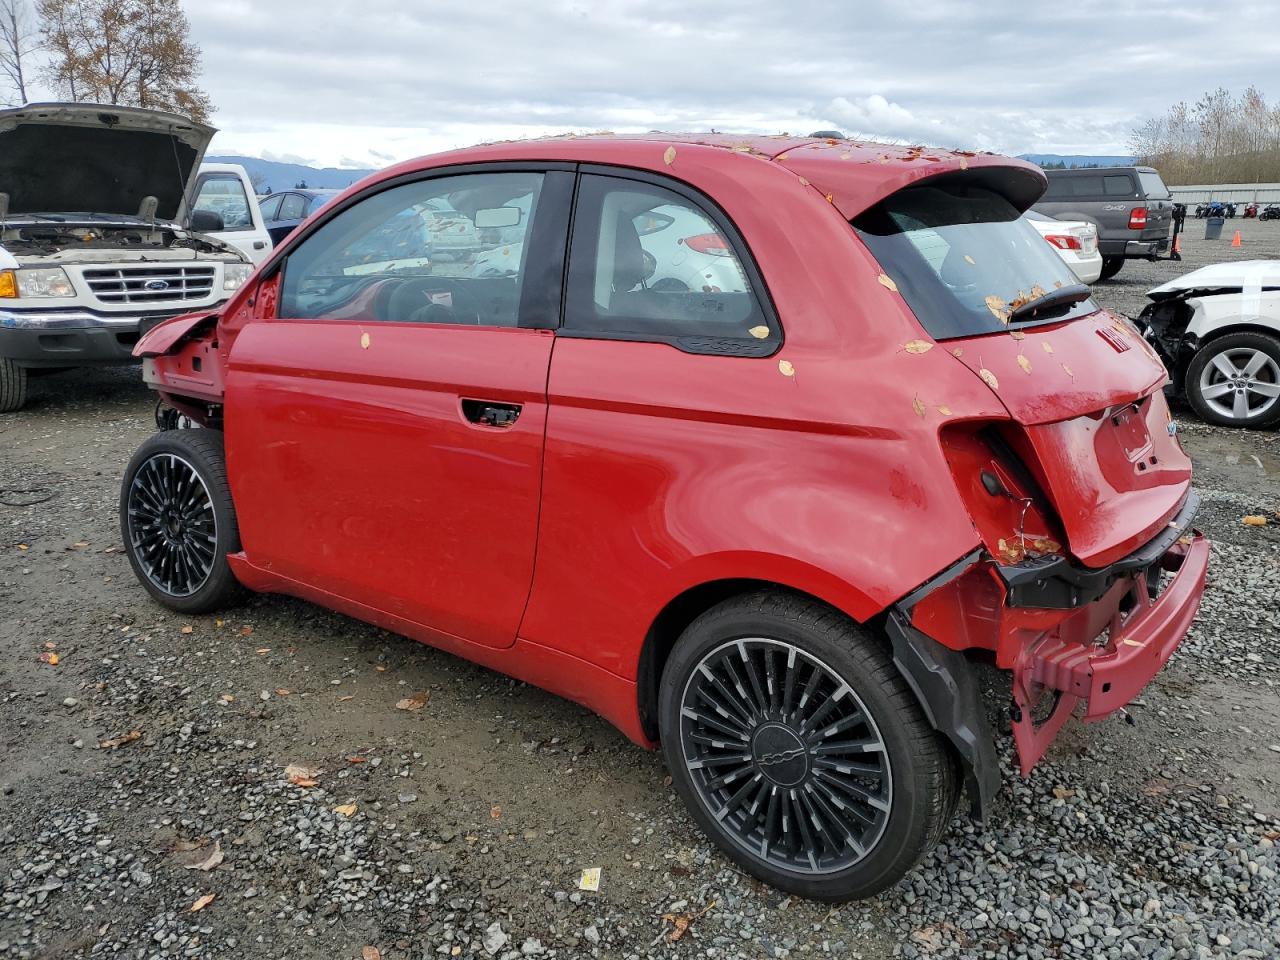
[1098,257,1124,281]
[0,357,28,412]
[119,429,243,614]
[1184,331,1280,429]
[659,590,958,901]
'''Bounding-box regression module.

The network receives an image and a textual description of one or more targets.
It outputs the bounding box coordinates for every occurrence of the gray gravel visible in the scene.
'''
[1,216,1279,959]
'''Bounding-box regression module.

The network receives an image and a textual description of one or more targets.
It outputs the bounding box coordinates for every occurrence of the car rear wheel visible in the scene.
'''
[0,357,28,412]
[1185,332,1280,429]
[1098,257,1124,281]
[119,429,243,613]
[658,591,958,901]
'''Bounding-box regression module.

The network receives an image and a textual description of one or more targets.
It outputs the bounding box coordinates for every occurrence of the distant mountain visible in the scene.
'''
[205,155,380,192]
[1018,153,1137,169]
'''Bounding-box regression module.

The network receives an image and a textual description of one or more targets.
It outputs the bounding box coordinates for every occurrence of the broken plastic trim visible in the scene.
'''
[995,491,1200,609]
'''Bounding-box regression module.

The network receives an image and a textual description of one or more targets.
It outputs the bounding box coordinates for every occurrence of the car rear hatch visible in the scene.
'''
[1136,169,1173,241]
[849,166,1192,569]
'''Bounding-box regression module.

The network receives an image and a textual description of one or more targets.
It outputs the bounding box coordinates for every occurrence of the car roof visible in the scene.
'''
[370,133,1045,220]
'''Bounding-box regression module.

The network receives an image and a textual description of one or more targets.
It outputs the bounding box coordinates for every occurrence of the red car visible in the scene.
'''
[121,135,1208,901]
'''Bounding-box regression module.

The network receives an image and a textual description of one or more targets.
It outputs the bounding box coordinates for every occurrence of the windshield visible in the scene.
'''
[853,183,1098,339]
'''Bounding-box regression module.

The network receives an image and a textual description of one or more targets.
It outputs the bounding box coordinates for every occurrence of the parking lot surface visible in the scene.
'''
[1,217,1278,960]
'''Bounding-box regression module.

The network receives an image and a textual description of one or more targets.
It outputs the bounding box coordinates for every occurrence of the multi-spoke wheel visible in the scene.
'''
[660,592,958,901]
[120,429,242,613]
[1187,332,1280,429]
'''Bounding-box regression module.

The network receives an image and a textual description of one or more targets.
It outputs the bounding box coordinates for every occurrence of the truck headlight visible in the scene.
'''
[223,262,253,291]
[0,267,75,298]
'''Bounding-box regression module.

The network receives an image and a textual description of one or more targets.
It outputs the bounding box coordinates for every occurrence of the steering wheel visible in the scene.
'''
[381,278,485,324]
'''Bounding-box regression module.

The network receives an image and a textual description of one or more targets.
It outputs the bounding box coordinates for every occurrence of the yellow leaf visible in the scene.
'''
[748,325,770,339]
[963,255,975,265]
[17,544,27,550]
[958,156,969,170]
[1042,342,1054,354]
[490,805,503,819]
[877,273,898,293]
[984,296,1008,322]
[937,405,953,416]
[979,368,999,390]
[334,803,358,817]
[275,688,291,696]
[663,146,676,166]
[220,693,235,703]
[1031,537,1062,554]
[578,867,601,891]
[180,625,193,634]
[911,394,926,418]
[996,538,1026,563]
[191,893,215,913]
[39,651,59,665]
[824,193,834,204]
[1009,330,1025,341]
[360,332,371,350]
[396,692,428,711]
[1017,355,1033,375]
[903,339,933,354]
[1061,363,1075,379]
[777,359,795,377]
[1242,515,1268,526]
[951,348,963,358]
[283,763,322,786]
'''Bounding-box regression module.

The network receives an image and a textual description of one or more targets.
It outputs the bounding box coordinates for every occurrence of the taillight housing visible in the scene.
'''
[1043,234,1082,251]
[1128,207,1147,230]
[680,233,732,257]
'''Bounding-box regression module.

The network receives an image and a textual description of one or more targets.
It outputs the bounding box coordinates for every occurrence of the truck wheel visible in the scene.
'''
[659,590,958,902]
[1185,332,1280,429]
[0,357,28,412]
[1098,257,1124,281]
[119,429,243,614]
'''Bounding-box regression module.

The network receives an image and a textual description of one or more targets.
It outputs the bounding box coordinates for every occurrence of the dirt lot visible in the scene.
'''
[1,217,1278,960]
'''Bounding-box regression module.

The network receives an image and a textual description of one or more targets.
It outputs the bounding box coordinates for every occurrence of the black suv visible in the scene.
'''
[1032,166,1176,280]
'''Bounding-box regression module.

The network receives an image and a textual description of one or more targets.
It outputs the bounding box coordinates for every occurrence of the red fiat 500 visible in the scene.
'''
[121,135,1208,901]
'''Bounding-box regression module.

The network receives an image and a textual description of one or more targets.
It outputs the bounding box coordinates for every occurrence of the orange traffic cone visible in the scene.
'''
[1174,233,1182,254]
[1232,230,1242,247]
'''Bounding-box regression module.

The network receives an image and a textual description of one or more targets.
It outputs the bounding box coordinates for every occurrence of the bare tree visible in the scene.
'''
[1132,87,1280,184]
[0,0,38,105]
[37,0,212,121]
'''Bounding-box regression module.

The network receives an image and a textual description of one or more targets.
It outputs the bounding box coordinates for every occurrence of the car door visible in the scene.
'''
[224,166,573,649]
[269,192,309,244]
[190,170,273,264]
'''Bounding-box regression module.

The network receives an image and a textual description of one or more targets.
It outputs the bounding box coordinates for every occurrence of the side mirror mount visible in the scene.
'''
[190,209,225,233]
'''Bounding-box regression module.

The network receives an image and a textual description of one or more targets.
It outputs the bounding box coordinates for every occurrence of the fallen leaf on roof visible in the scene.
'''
[175,840,223,871]
[911,395,926,419]
[360,332,371,350]
[1061,363,1075,380]
[396,692,428,711]
[1242,515,1268,526]
[958,157,969,170]
[951,348,963,358]
[984,296,1008,322]
[1031,537,1062,554]
[777,359,795,377]
[824,193,834,204]
[1009,330,1025,341]
[191,893,215,913]
[963,254,975,265]
[996,538,1026,563]
[877,273,898,292]
[796,176,809,186]
[937,405,953,416]
[903,339,933,354]
[663,146,676,166]
[1042,342,1054,354]
[748,325,770,339]
[978,368,999,391]
[334,803,358,817]
[1030,283,1047,301]
[99,730,141,749]
[1054,280,1064,289]
[1017,355,1033,375]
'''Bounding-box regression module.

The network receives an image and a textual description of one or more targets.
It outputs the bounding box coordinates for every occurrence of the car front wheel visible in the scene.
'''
[0,357,28,412]
[1185,332,1280,429]
[659,591,958,901]
[119,429,243,613]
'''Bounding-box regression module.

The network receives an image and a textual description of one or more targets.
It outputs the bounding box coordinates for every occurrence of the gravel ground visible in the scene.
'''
[1,217,1279,960]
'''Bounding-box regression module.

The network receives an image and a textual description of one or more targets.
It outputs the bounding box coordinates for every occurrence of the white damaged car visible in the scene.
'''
[0,103,255,412]
[1138,260,1280,429]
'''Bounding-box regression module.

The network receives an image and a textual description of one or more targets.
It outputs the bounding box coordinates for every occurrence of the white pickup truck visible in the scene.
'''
[0,103,271,411]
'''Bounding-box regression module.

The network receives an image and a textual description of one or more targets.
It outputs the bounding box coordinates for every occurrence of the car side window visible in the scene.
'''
[192,174,253,229]
[1103,175,1134,197]
[564,174,774,351]
[259,194,283,221]
[279,193,307,220]
[278,172,543,327]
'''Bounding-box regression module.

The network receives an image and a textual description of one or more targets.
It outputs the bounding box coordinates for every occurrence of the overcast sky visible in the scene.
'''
[181,0,1278,168]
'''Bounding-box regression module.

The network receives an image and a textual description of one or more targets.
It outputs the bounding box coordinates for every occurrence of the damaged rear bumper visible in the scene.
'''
[889,490,1208,819]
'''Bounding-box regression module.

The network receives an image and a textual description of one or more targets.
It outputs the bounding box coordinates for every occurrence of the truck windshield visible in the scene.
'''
[853,183,1098,339]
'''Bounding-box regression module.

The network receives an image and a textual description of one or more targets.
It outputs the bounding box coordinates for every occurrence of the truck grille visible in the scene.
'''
[81,265,217,305]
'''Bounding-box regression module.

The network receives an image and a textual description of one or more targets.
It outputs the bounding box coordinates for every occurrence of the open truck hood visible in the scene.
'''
[947,310,1191,569]
[0,102,215,222]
